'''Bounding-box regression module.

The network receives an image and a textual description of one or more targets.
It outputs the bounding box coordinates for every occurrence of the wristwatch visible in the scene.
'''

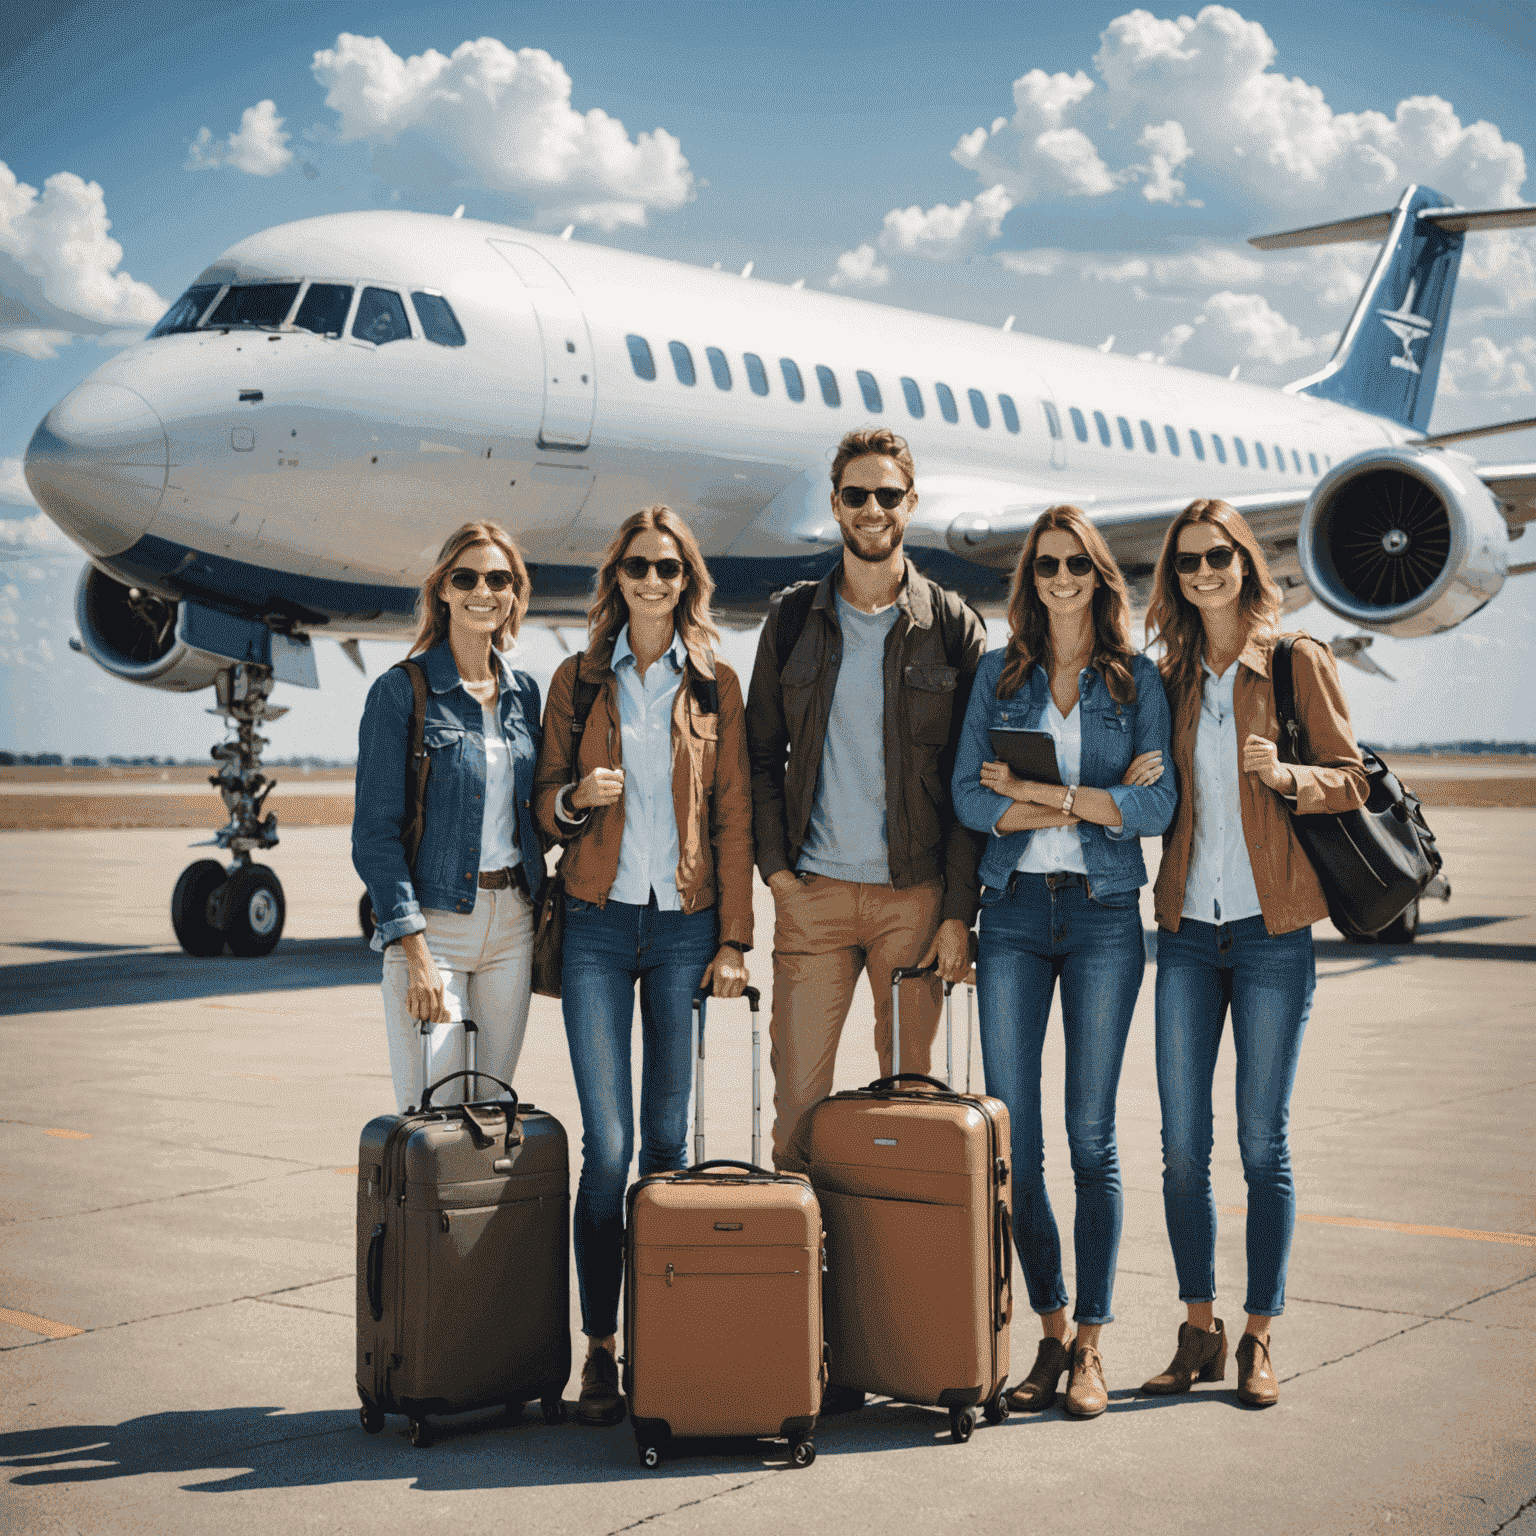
[1061,784,1078,815]
[719,940,751,955]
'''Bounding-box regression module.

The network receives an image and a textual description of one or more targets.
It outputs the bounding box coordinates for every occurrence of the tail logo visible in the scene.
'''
[1377,280,1433,374]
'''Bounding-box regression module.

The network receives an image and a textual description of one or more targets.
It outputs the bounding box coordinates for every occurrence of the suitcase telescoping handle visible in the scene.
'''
[690,982,763,1170]
[415,1017,481,1110]
[889,963,958,1088]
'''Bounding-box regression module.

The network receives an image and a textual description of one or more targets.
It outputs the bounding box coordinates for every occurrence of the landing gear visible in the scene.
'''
[170,663,288,958]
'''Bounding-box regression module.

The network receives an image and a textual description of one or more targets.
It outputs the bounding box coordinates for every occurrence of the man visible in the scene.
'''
[746,427,986,1176]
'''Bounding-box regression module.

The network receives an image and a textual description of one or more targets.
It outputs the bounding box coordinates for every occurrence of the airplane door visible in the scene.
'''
[488,241,595,450]
[1022,369,1067,470]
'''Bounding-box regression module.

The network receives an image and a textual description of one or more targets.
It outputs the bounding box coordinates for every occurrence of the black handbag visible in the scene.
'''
[1271,638,1442,936]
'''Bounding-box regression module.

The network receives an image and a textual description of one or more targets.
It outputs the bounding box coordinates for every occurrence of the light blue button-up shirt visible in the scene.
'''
[608,624,684,910]
[1182,659,1263,924]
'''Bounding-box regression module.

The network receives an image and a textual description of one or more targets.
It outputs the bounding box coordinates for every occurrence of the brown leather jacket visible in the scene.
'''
[744,559,987,926]
[1154,633,1370,936]
[534,637,754,950]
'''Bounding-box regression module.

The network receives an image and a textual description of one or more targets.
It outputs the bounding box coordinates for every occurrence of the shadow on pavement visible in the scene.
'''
[1142,920,1535,967]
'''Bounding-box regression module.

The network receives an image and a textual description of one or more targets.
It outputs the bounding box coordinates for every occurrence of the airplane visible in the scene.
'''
[21,182,1536,957]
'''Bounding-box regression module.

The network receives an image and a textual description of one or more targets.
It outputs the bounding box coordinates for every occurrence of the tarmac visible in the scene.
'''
[1,813,1532,1536]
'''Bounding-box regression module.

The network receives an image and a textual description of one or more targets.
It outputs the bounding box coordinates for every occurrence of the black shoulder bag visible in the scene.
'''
[1271,638,1442,937]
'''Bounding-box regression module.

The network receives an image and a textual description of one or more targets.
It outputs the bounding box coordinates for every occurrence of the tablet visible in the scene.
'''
[988,728,1062,786]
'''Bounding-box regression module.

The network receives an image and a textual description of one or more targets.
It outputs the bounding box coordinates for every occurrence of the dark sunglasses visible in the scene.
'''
[1173,547,1237,575]
[838,485,910,510]
[1034,554,1095,578]
[619,556,685,581]
[448,568,517,592]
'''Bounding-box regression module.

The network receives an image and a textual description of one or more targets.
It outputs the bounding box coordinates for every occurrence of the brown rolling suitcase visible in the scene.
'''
[356,1019,570,1447]
[806,965,1013,1442]
[624,985,825,1469]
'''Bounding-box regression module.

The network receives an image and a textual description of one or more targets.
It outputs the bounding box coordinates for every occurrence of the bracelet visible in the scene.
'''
[1061,784,1077,816]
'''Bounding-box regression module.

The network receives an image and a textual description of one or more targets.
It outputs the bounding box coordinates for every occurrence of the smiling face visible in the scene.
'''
[437,540,515,647]
[615,526,688,626]
[1032,527,1100,624]
[832,454,916,564]
[1175,521,1246,617]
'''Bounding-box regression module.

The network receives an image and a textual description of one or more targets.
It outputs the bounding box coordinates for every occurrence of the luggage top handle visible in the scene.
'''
[687,982,767,1174]
[868,1072,953,1095]
[414,1020,522,1151]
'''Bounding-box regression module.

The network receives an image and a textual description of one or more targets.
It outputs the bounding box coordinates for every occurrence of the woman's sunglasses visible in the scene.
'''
[1034,554,1095,578]
[619,556,685,581]
[1173,547,1237,575]
[838,485,910,510]
[448,568,517,592]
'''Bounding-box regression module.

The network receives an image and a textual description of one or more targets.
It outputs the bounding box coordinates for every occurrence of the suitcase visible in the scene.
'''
[356,1018,571,1447]
[806,964,1014,1442]
[624,985,825,1469]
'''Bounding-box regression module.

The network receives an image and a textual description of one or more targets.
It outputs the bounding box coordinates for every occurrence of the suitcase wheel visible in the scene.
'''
[789,1437,816,1468]
[983,1391,1011,1426]
[948,1406,976,1443]
[541,1395,567,1427]
[358,1404,384,1436]
[407,1417,434,1449]
[639,1442,662,1469]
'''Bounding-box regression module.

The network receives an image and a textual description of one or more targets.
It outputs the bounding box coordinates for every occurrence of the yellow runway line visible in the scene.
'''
[43,1128,91,1140]
[1219,1206,1535,1247]
[0,1306,85,1339]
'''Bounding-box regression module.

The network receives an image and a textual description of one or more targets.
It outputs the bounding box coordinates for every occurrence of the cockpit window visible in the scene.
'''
[412,292,466,347]
[149,284,222,337]
[293,283,354,338]
[207,283,301,330]
[352,287,412,346]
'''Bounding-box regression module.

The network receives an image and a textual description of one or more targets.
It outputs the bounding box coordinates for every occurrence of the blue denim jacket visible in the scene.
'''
[352,640,543,950]
[951,649,1176,904]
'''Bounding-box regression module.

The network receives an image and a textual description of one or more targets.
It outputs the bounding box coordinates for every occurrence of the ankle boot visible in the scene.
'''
[1141,1319,1227,1395]
[1235,1332,1279,1407]
[1005,1334,1073,1412]
[1063,1344,1108,1418]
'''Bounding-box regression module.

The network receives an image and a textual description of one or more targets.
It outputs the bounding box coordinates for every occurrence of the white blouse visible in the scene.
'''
[1181,660,1261,924]
[1014,684,1088,877]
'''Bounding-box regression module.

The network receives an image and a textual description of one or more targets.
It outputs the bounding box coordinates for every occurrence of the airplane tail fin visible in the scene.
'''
[1251,186,1536,431]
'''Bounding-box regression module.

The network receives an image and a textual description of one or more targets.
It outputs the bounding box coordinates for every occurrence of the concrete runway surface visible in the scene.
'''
[1,815,1531,1536]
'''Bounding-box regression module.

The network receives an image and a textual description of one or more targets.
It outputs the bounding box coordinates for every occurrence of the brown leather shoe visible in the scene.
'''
[1005,1334,1074,1412]
[1141,1319,1227,1394]
[1063,1344,1108,1418]
[575,1346,626,1426]
[1235,1332,1279,1407]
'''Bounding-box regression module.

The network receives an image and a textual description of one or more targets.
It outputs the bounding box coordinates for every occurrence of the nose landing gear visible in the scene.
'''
[169,663,289,958]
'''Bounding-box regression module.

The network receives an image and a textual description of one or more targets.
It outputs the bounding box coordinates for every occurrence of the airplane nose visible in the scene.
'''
[24,382,168,557]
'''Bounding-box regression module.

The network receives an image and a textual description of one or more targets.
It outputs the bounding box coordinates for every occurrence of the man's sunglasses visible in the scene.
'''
[619,556,685,580]
[1173,547,1237,575]
[1034,554,1095,578]
[448,568,517,592]
[838,485,910,510]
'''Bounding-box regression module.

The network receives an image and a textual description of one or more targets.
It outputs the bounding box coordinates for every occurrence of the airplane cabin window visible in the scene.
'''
[1093,410,1111,447]
[670,341,697,386]
[411,292,465,347]
[857,370,883,412]
[150,284,222,337]
[744,352,769,395]
[1189,428,1205,461]
[1117,415,1134,449]
[210,282,302,331]
[1069,407,1088,442]
[1140,419,1157,452]
[999,393,1020,433]
[1042,401,1063,439]
[1234,437,1248,466]
[707,346,732,390]
[969,389,991,428]
[1255,442,1268,468]
[1274,444,1284,470]
[1164,425,1181,456]
[901,377,925,418]
[294,283,355,339]
[1292,449,1303,473]
[626,334,657,380]
[1309,451,1319,475]
[1211,433,1227,464]
[816,365,841,407]
[935,383,959,423]
[351,287,411,345]
[1325,454,1332,468]
[780,358,805,401]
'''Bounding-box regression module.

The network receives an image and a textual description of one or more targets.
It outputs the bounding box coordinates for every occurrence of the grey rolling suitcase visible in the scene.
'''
[356,1019,570,1447]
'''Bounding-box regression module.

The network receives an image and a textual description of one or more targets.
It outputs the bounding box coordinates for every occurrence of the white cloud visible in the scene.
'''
[1457,231,1536,321]
[1198,290,1327,364]
[828,243,890,289]
[1,457,39,507]
[309,34,694,230]
[186,99,294,176]
[995,249,1065,278]
[0,161,163,354]
[1137,121,1198,205]
[0,511,75,553]
[952,69,1117,200]
[1439,335,1536,397]
[876,184,1014,262]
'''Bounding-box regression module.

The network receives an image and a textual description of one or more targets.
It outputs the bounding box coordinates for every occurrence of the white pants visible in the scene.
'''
[382,887,536,1112]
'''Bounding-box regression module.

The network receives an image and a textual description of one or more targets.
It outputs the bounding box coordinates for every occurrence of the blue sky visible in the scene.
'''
[2,0,1533,756]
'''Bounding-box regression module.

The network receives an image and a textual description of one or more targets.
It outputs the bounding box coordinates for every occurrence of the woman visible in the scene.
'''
[535,505,754,1429]
[952,506,1175,1419]
[353,521,542,1112]
[1141,499,1367,1408]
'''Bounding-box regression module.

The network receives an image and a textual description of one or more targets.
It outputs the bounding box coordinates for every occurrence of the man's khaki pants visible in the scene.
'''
[769,873,944,1171]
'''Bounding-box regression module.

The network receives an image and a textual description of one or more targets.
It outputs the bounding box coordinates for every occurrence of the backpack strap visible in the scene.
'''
[393,659,431,869]
[686,660,720,717]
[770,582,818,673]
[569,653,602,758]
[1270,638,1302,764]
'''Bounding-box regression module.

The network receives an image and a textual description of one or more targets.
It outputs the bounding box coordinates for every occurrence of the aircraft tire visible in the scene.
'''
[1373,898,1421,945]
[222,866,286,958]
[172,860,229,957]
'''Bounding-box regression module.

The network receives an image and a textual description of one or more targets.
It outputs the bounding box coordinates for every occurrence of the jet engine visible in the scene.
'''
[73,566,227,691]
[1299,446,1508,638]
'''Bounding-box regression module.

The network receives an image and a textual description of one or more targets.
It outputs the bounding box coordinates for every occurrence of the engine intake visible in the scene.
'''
[74,566,226,691]
[1299,446,1508,638]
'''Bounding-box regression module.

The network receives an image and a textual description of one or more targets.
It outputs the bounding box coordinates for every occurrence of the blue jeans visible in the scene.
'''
[976,873,1145,1325]
[562,896,719,1338]
[1154,916,1315,1317]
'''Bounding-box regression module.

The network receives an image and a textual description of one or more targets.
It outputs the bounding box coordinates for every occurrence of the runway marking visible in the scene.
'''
[0,1306,84,1339]
[1220,1206,1535,1247]
[43,1128,91,1140]
[336,1166,358,1175]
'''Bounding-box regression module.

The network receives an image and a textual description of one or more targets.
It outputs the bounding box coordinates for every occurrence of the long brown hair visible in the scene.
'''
[1145,498,1283,707]
[587,505,720,653]
[997,505,1138,704]
[409,521,531,657]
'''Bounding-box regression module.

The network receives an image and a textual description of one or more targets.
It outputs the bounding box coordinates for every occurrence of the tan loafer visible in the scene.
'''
[1005,1334,1074,1412]
[575,1346,627,1426]
[1141,1319,1227,1394]
[1235,1332,1279,1407]
[1063,1344,1108,1418]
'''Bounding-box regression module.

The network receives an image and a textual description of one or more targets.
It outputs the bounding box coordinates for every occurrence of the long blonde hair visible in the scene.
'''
[1145,498,1283,707]
[997,505,1138,704]
[586,505,720,653]
[408,522,531,657]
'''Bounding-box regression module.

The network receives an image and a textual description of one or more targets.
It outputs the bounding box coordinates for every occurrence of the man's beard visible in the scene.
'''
[842,522,901,564]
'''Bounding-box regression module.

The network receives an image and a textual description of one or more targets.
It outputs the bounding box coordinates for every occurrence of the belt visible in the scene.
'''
[478,866,530,893]
[1040,871,1088,891]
